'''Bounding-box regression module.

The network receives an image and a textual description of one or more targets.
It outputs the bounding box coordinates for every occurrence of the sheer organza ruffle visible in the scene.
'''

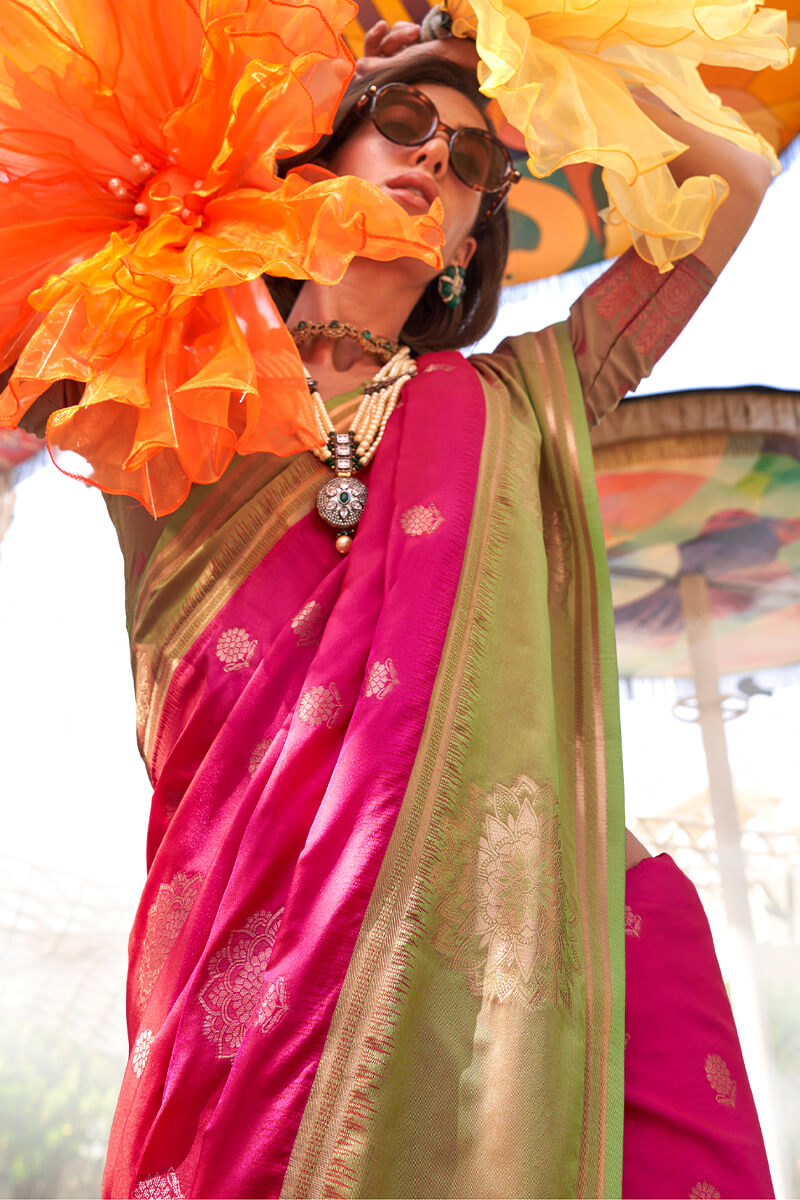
[443,0,793,271]
[0,0,444,515]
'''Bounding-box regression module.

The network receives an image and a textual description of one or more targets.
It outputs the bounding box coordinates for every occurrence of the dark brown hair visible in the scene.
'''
[266,57,510,354]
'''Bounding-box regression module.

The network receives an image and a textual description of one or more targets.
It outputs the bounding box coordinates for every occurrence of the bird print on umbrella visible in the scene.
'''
[611,509,800,640]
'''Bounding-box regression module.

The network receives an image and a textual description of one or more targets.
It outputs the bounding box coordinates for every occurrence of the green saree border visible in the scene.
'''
[547,322,626,1197]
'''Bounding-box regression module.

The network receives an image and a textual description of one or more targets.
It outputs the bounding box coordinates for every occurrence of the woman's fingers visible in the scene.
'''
[354,21,479,79]
[361,19,389,58]
[375,20,422,55]
[354,19,422,77]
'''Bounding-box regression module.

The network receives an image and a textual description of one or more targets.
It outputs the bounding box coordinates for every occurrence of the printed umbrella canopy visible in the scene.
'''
[590,386,800,677]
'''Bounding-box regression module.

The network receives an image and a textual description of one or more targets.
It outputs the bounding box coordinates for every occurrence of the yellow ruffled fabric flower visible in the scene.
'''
[0,0,444,514]
[443,0,793,271]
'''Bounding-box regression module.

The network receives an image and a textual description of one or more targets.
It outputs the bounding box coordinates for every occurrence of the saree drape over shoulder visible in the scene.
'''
[101,252,718,1199]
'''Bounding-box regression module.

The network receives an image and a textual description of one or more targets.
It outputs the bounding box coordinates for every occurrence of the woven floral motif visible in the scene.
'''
[135,662,152,730]
[257,976,290,1035]
[132,1029,154,1079]
[543,502,572,602]
[624,905,642,937]
[215,627,258,672]
[400,503,444,537]
[585,252,711,364]
[689,1182,721,1200]
[705,1053,737,1107]
[133,1169,184,1199]
[431,775,578,1009]
[291,600,325,647]
[138,872,203,1009]
[507,428,541,518]
[297,682,342,728]
[364,658,399,700]
[248,737,273,778]
[198,909,287,1059]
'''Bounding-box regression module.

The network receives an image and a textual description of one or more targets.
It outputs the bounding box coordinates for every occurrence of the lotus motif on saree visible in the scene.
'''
[690,1183,722,1200]
[215,627,258,673]
[705,1053,737,1108]
[432,775,578,1008]
[137,871,203,1011]
[247,737,273,778]
[132,1169,184,1199]
[131,1029,154,1079]
[198,908,288,1060]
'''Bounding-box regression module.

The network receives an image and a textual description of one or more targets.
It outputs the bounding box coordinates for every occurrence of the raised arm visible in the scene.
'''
[571,98,773,425]
[634,94,772,278]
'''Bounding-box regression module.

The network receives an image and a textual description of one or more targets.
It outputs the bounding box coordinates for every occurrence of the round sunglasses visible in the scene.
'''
[354,83,520,219]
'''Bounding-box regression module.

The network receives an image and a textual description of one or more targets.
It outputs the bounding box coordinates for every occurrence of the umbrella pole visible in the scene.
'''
[678,571,786,1195]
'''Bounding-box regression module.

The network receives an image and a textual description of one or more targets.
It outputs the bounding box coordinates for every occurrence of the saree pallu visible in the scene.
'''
[103,326,626,1199]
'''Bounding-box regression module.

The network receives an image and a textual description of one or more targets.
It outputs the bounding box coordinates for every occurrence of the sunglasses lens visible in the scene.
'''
[368,85,512,194]
[451,129,510,192]
[372,86,437,146]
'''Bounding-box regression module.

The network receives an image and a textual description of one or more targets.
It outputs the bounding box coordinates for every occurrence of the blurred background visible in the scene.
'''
[1,7,799,1194]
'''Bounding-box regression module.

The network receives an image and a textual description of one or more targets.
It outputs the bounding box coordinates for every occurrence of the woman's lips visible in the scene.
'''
[386,173,439,211]
[387,186,429,212]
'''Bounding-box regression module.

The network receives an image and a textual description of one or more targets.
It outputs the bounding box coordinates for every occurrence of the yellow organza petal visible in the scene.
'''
[443,0,793,270]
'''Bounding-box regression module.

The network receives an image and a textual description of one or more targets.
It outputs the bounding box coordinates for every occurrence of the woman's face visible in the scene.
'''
[327,83,483,268]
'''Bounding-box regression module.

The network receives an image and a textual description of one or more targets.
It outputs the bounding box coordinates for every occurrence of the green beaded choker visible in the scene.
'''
[288,319,400,364]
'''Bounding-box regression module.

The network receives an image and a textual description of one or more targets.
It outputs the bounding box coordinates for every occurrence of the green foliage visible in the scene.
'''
[0,1020,122,1199]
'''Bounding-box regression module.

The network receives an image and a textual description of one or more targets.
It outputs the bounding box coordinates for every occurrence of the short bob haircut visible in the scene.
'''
[266,56,511,355]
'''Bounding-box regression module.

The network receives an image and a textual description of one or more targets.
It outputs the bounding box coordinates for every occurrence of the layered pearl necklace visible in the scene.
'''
[298,335,417,555]
[292,319,419,552]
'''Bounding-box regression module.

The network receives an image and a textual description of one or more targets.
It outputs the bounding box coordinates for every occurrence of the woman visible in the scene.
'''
[10,21,775,1200]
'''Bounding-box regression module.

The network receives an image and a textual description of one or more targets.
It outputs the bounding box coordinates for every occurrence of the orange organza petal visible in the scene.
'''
[204,170,445,284]
[443,0,793,270]
[0,0,445,515]
[164,0,358,191]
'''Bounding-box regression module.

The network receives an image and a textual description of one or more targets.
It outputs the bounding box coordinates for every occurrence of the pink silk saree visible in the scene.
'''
[623,855,773,1200]
[99,249,769,1199]
[104,325,627,1198]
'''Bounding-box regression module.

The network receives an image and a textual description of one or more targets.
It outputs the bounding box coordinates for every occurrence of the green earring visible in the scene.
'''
[437,264,466,308]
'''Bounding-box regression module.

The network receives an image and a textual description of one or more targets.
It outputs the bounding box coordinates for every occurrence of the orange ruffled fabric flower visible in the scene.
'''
[0,0,444,515]
[442,0,793,271]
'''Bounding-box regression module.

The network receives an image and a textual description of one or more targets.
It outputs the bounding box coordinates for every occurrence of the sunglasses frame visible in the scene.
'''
[354,83,521,223]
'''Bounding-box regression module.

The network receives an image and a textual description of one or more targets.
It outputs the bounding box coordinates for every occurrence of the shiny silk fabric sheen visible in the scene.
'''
[103,338,626,1198]
[105,353,487,1195]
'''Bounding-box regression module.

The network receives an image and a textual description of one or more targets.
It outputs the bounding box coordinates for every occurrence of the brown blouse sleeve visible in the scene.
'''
[568,247,716,427]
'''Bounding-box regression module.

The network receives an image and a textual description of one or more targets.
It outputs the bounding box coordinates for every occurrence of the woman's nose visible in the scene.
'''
[411,133,449,177]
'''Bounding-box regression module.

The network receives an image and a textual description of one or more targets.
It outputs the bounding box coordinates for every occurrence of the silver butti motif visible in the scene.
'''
[316,476,368,528]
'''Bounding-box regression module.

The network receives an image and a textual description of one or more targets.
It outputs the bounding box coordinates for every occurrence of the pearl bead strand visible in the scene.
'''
[307,347,416,469]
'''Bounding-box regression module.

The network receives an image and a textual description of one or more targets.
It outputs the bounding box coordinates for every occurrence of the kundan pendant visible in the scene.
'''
[316,433,367,553]
[316,475,367,542]
[305,352,416,553]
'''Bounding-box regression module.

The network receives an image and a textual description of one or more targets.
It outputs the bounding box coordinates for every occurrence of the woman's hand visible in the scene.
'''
[354,18,479,79]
